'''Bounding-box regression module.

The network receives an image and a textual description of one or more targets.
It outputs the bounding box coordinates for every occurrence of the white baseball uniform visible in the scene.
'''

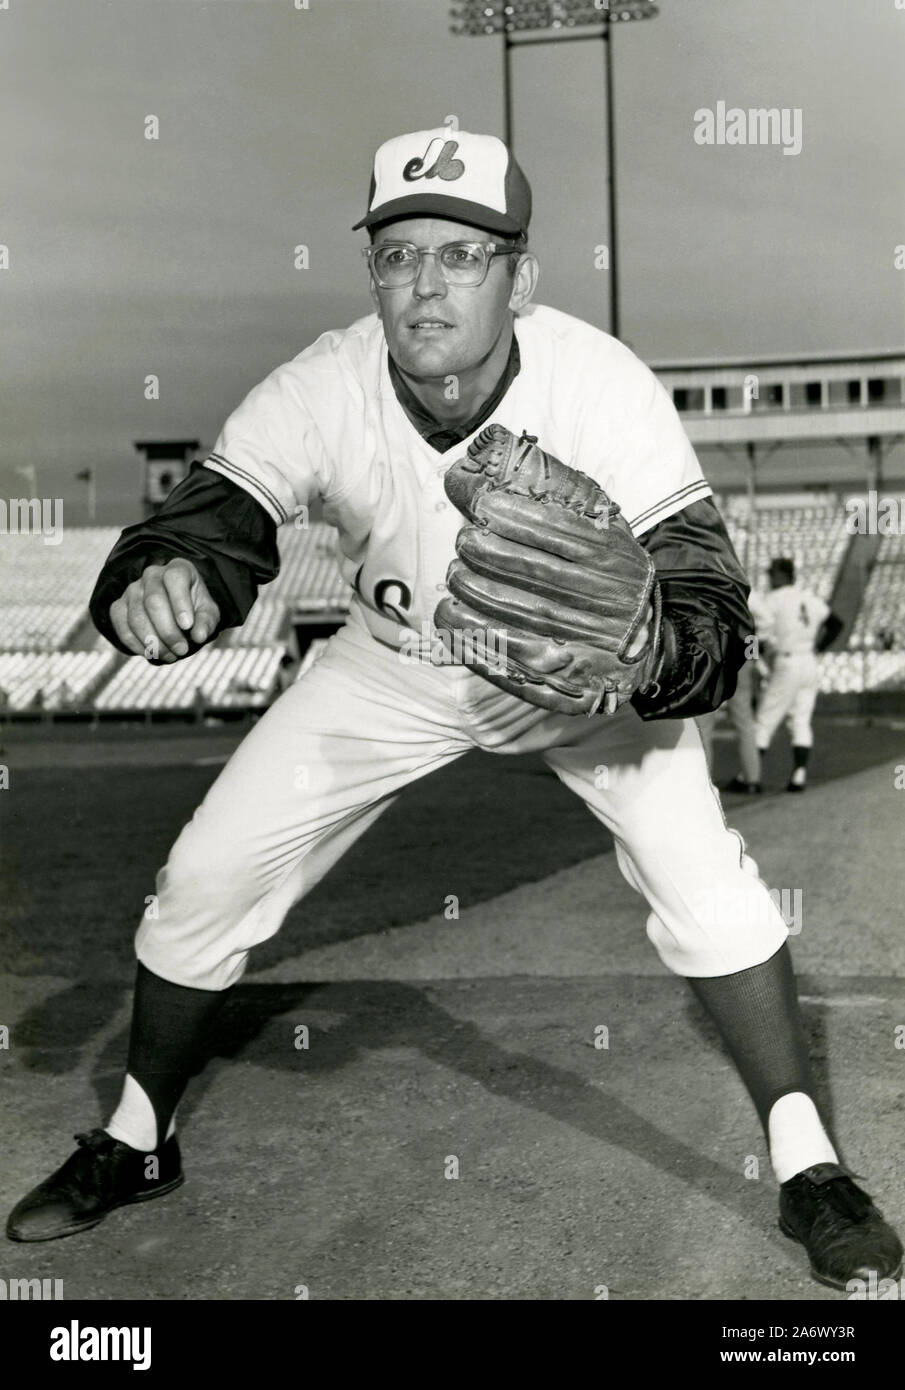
[136,304,789,989]
[754,586,829,749]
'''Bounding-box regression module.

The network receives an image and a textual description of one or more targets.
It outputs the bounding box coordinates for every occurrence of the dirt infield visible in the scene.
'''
[1,714,903,1299]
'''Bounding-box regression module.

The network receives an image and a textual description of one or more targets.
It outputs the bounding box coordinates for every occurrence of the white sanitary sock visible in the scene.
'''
[768,1091,837,1184]
[105,1072,176,1151]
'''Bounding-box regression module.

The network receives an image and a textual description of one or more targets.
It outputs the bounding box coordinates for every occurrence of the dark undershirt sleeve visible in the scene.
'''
[89,463,280,655]
[815,612,843,653]
[630,497,754,721]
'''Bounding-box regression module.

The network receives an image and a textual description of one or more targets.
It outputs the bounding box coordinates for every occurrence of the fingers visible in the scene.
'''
[138,568,190,657]
[624,603,653,661]
[163,559,221,646]
[162,561,196,632]
[109,595,148,658]
[625,624,649,660]
[188,571,220,646]
[109,560,219,662]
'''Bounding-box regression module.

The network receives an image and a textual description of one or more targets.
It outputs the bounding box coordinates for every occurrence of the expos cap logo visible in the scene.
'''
[352,129,530,238]
[402,138,466,183]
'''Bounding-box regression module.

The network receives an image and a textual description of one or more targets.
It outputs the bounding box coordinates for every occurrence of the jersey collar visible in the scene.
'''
[386,335,521,455]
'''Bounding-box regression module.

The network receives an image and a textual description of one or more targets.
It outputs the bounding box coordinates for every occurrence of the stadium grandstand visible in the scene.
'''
[849,529,905,650]
[720,495,848,602]
[655,350,905,700]
[93,646,286,713]
[0,520,352,718]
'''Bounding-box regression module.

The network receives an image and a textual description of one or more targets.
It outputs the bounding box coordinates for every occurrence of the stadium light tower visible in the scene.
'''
[450,0,659,341]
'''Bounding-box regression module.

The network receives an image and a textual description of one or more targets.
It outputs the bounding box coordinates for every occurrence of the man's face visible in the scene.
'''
[367,217,534,380]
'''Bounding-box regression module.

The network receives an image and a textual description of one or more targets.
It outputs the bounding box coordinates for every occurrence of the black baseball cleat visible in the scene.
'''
[779,1163,903,1291]
[786,780,807,793]
[721,775,763,795]
[6,1128,184,1243]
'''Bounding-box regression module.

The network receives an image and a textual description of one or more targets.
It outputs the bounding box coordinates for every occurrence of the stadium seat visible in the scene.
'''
[93,646,286,711]
[724,496,849,603]
[0,529,119,607]
[0,605,88,652]
[849,533,905,652]
[0,651,117,710]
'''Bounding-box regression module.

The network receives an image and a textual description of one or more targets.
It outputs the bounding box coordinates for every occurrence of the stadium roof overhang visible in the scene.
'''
[681,408,905,448]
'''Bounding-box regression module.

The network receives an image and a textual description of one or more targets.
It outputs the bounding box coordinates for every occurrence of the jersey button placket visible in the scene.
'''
[422,467,455,618]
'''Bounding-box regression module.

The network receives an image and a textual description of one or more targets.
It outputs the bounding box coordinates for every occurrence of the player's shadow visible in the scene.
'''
[80,977,809,1230]
[11,978,130,1076]
[9,970,856,1247]
[14,970,843,1190]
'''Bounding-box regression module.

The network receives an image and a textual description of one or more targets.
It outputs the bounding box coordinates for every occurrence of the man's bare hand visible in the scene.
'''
[594,598,653,714]
[109,558,220,663]
[625,600,653,662]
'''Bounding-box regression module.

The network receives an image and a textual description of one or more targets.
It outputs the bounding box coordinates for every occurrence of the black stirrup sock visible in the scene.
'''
[123,962,231,1148]
[684,942,815,1135]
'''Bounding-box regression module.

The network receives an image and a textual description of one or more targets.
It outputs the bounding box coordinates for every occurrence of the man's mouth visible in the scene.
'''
[409,319,454,331]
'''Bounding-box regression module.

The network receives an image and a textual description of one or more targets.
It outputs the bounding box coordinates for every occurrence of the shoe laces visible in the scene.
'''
[63,1130,124,1200]
[74,1129,120,1158]
[817,1174,873,1223]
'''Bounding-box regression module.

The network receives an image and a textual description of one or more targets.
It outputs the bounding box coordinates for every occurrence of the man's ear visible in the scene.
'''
[509,252,539,313]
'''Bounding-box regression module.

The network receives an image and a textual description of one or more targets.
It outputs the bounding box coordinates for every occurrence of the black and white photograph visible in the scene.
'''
[1,0,904,1347]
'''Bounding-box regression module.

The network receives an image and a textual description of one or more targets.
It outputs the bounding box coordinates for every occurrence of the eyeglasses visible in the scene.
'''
[362,241,518,289]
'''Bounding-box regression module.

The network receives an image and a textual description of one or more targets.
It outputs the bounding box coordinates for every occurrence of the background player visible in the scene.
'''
[7,129,899,1293]
[697,655,763,795]
[753,557,843,793]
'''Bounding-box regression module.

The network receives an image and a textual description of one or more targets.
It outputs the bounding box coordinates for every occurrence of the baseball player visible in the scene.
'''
[752,558,842,793]
[7,130,899,1293]
[697,659,763,794]
[700,588,768,795]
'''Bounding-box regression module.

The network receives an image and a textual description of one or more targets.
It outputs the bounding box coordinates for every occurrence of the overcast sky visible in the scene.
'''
[1,0,903,522]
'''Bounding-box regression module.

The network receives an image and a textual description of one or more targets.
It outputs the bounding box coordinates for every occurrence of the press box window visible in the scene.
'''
[672,387,705,412]
[867,377,902,404]
[710,386,744,410]
[828,379,862,406]
[752,382,784,409]
[790,381,823,408]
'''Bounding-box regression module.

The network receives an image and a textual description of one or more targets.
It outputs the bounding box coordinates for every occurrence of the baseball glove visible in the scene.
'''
[433,424,664,716]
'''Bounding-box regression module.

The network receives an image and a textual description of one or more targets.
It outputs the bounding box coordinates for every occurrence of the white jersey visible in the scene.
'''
[129,303,790,999]
[203,303,711,651]
[756,585,829,656]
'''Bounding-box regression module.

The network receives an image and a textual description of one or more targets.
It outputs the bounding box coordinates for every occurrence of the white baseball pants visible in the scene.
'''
[755,653,820,749]
[136,612,789,990]
[697,659,761,784]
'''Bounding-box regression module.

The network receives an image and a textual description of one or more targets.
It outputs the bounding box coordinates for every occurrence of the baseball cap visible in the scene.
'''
[352,128,531,240]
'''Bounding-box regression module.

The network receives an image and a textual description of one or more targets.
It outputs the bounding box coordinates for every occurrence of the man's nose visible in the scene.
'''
[412,251,447,299]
